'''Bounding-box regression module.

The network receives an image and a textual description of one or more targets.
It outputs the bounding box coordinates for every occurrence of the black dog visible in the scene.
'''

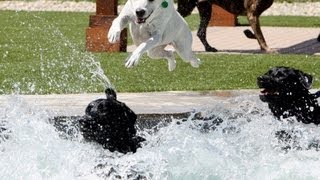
[177,0,274,52]
[257,66,320,124]
[79,88,145,154]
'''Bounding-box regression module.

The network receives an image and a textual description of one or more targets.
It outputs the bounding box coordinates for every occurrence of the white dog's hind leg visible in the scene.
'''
[173,33,201,68]
[175,46,201,68]
[147,46,176,71]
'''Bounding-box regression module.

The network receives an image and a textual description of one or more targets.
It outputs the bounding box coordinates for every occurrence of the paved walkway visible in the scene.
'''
[128,26,320,55]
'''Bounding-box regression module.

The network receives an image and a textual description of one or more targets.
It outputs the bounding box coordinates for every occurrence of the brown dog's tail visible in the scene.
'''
[243,29,256,39]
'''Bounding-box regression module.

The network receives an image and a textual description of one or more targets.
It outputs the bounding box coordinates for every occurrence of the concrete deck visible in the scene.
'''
[0,90,259,117]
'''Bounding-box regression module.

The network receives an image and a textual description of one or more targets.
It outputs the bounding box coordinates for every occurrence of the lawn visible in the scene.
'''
[0,10,319,94]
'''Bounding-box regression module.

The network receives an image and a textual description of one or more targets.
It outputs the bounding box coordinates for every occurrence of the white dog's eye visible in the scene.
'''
[148,0,154,2]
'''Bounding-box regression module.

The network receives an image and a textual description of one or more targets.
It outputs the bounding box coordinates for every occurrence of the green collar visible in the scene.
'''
[161,0,168,8]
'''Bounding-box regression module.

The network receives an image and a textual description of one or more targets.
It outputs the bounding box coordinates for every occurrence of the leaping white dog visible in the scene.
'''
[108,0,201,71]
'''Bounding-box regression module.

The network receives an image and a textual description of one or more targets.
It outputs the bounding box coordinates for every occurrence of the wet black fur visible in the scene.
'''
[79,88,145,154]
[257,66,320,124]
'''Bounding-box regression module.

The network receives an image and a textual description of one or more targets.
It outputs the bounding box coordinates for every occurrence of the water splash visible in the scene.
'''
[2,95,320,179]
[33,13,113,92]
[0,11,112,94]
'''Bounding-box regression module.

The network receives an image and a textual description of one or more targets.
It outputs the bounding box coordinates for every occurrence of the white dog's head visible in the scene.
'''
[129,0,173,24]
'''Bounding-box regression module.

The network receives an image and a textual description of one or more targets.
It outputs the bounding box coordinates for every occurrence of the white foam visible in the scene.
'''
[2,95,320,179]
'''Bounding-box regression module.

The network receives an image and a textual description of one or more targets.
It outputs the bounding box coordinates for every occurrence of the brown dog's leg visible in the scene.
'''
[247,12,274,53]
[197,1,218,52]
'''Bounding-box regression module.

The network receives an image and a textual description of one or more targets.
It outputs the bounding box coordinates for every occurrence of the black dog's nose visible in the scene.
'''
[136,8,145,17]
[257,75,268,87]
[257,76,264,82]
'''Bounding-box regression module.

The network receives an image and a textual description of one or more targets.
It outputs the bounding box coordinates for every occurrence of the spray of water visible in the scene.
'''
[2,95,320,179]
[1,11,112,94]
[35,13,113,91]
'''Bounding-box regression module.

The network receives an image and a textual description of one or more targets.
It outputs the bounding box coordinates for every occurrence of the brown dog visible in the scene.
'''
[177,0,274,52]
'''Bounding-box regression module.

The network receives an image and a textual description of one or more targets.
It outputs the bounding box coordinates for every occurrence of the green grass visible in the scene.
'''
[0,10,319,94]
[98,53,320,92]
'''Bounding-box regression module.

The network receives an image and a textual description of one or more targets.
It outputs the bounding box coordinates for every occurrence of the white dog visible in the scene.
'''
[107,0,201,71]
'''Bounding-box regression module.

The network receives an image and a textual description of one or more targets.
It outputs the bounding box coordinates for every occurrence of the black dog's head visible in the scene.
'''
[257,66,313,103]
[257,66,320,124]
[79,88,145,153]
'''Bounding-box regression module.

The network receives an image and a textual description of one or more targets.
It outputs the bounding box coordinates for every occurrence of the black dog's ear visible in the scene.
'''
[85,99,104,117]
[299,72,313,89]
[105,88,117,100]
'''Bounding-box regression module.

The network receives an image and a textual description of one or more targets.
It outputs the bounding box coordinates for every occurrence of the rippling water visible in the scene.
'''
[1,95,320,180]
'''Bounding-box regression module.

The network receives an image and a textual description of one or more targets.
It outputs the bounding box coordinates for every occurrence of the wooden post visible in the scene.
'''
[86,0,127,52]
[209,5,237,26]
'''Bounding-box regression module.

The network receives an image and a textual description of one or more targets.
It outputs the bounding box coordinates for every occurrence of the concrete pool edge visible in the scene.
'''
[0,89,261,117]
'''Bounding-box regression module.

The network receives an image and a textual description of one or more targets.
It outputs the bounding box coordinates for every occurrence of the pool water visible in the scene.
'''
[1,94,320,180]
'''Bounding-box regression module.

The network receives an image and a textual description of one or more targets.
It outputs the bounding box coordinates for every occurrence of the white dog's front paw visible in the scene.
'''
[125,53,141,68]
[190,58,201,68]
[107,26,121,43]
[168,59,176,71]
